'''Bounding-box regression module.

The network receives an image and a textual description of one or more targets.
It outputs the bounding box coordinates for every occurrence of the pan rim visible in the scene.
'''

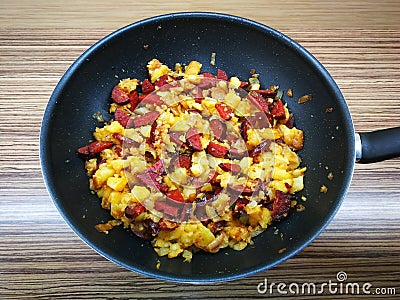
[40,11,356,283]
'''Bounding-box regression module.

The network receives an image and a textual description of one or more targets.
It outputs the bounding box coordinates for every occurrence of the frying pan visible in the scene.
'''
[40,12,400,283]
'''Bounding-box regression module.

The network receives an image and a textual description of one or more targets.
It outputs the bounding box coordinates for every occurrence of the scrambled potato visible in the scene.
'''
[77,59,306,262]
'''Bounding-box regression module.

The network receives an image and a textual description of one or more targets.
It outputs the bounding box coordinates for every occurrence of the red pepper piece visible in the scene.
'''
[76,145,90,157]
[209,119,227,142]
[154,201,179,217]
[271,99,286,119]
[139,93,163,106]
[158,218,177,231]
[252,89,277,98]
[115,146,123,157]
[155,75,177,91]
[285,113,294,129]
[132,111,160,128]
[215,104,233,120]
[227,184,253,196]
[217,69,228,81]
[239,81,250,89]
[88,141,113,155]
[136,170,161,189]
[226,134,237,144]
[246,111,271,129]
[166,189,185,203]
[191,87,204,103]
[271,190,291,222]
[229,148,246,159]
[77,141,114,158]
[177,154,192,169]
[154,75,169,88]
[209,220,227,233]
[129,90,140,111]
[247,91,270,113]
[159,183,169,194]
[198,72,216,89]
[207,142,228,158]
[113,133,140,148]
[248,140,271,157]
[114,108,131,128]
[148,159,165,175]
[111,85,130,104]
[240,119,250,141]
[232,198,250,218]
[208,169,220,184]
[170,154,192,170]
[124,203,146,219]
[141,79,155,94]
[218,163,241,175]
[202,72,215,78]
[191,169,220,188]
[186,127,203,151]
[148,120,158,144]
[169,132,186,147]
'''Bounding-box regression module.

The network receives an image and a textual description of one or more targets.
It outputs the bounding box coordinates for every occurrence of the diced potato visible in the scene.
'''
[246,128,262,147]
[131,186,150,201]
[108,190,122,205]
[190,163,203,177]
[279,125,304,150]
[239,157,253,175]
[109,159,125,173]
[292,167,307,177]
[272,168,292,180]
[192,224,216,250]
[139,125,151,138]
[259,208,272,228]
[256,128,282,140]
[118,78,139,92]
[235,100,253,117]
[107,176,127,192]
[182,186,196,200]
[124,128,144,143]
[126,155,147,173]
[85,158,98,175]
[107,121,125,134]
[184,61,202,75]
[200,183,213,192]
[216,171,232,188]
[247,206,262,227]
[169,119,191,132]
[245,200,261,215]
[269,180,292,193]
[170,167,188,184]
[229,76,241,89]
[93,165,115,189]
[147,59,171,82]
[248,163,264,180]
[224,91,241,107]
[290,176,304,193]
[226,226,250,242]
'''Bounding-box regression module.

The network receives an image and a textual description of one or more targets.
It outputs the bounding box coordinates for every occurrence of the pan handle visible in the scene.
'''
[356,127,400,163]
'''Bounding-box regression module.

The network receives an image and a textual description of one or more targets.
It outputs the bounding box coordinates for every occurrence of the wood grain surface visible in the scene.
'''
[1,1,399,299]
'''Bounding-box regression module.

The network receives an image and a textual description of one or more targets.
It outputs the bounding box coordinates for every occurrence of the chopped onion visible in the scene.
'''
[298,94,312,104]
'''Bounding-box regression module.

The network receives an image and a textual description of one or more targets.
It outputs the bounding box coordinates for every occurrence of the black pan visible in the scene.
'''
[40,12,400,283]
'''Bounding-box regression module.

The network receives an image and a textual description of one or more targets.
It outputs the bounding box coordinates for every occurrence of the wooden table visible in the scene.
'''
[1,1,399,298]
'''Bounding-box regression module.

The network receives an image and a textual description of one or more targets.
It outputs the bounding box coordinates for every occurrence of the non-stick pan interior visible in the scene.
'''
[40,12,355,282]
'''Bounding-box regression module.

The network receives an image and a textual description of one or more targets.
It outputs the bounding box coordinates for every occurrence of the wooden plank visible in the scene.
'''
[0,19,399,300]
